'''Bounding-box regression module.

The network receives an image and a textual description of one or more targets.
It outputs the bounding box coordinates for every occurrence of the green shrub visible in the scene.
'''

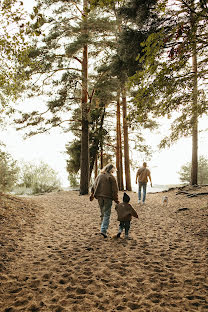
[68,173,79,188]
[18,161,61,194]
[0,149,19,193]
[179,156,208,185]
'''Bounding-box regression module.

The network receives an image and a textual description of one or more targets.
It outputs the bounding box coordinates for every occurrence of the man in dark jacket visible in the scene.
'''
[90,164,119,238]
[115,192,138,239]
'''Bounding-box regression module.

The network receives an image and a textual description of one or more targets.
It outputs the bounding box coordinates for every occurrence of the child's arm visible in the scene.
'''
[130,205,138,218]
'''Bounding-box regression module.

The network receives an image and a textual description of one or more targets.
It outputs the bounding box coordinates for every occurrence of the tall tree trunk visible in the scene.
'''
[94,154,98,178]
[89,110,105,179]
[191,52,198,185]
[190,2,198,185]
[80,0,89,195]
[116,93,124,191]
[122,86,132,191]
[100,143,103,169]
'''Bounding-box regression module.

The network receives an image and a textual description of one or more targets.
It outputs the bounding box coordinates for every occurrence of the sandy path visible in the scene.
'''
[0,189,207,312]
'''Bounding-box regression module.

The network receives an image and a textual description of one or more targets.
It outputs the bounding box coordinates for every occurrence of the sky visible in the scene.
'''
[1,126,70,187]
[1,115,207,188]
[23,0,35,11]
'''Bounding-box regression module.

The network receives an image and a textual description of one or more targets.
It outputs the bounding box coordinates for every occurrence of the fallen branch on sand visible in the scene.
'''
[176,208,190,213]
[176,191,208,197]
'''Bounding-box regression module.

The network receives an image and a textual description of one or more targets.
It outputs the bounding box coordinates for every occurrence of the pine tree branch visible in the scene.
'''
[70,1,84,17]
[179,0,196,13]
[73,56,82,64]
[29,66,82,90]
[105,142,116,150]
[179,0,208,18]
[41,67,81,85]
[17,117,82,137]
[36,67,82,75]
[88,71,107,103]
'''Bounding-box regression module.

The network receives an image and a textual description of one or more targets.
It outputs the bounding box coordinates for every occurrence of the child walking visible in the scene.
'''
[115,192,138,239]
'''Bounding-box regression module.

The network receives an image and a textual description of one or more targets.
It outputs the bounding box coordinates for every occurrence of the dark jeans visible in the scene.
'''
[118,221,131,236]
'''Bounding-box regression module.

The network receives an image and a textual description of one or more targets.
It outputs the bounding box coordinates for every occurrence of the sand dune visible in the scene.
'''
[0,186,207,311]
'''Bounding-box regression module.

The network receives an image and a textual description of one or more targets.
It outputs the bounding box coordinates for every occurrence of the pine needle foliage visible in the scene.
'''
[0,0,34,107]
[129,0,208,146]
[15,0,117,136]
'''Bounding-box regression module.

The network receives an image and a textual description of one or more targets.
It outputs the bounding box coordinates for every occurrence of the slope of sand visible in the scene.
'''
[0,186,207,312]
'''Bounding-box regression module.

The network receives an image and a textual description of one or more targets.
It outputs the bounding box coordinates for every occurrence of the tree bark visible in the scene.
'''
[122,86,132,191]
[190,2,198,185]
[116,93,124,191]
[94,154,98,178]
[191,52,198,185]
[100,143,103,169]
[80,0,89,195]
[89,110,105,179]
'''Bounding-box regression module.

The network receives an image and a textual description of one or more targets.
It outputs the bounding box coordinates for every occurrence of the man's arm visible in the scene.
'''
[148,172,152,187]
[90,185,95,201]
[111,176,119,204]
[89,176,98,201]
[135,170,139,184]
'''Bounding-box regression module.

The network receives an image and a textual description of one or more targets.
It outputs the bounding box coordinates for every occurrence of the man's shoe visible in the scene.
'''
[101,232,108,238]
[138,200,141,204]
[116,232,121,238]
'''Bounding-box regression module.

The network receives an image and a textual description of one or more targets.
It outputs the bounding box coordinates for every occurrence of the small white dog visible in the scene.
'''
[162,196,168,206]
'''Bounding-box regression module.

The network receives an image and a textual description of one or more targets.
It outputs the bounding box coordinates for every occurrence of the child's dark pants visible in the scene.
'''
[118,221,131,236]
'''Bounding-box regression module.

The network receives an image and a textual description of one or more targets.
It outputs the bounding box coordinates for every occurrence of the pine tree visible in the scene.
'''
[15,0,117,194]
[80,0,89,194]
[65,76,118,185]
[108,0,158,190]
[116,92,124,190]
[129,0,208,185]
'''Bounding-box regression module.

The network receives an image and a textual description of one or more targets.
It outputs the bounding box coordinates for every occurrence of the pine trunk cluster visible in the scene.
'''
[80,0,89,195]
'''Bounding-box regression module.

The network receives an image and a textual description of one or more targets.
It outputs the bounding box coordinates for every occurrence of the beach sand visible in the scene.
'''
[0,186,207,312]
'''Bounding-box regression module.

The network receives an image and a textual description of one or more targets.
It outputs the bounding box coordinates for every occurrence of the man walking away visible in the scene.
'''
[135,162,152,204]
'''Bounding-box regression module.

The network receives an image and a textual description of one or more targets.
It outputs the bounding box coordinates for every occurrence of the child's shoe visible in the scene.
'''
[125,235,132,240]
[101,232,108,238]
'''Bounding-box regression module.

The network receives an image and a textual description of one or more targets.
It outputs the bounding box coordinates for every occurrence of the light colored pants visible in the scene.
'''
[138,182,147,202]
[98,197,112,234]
